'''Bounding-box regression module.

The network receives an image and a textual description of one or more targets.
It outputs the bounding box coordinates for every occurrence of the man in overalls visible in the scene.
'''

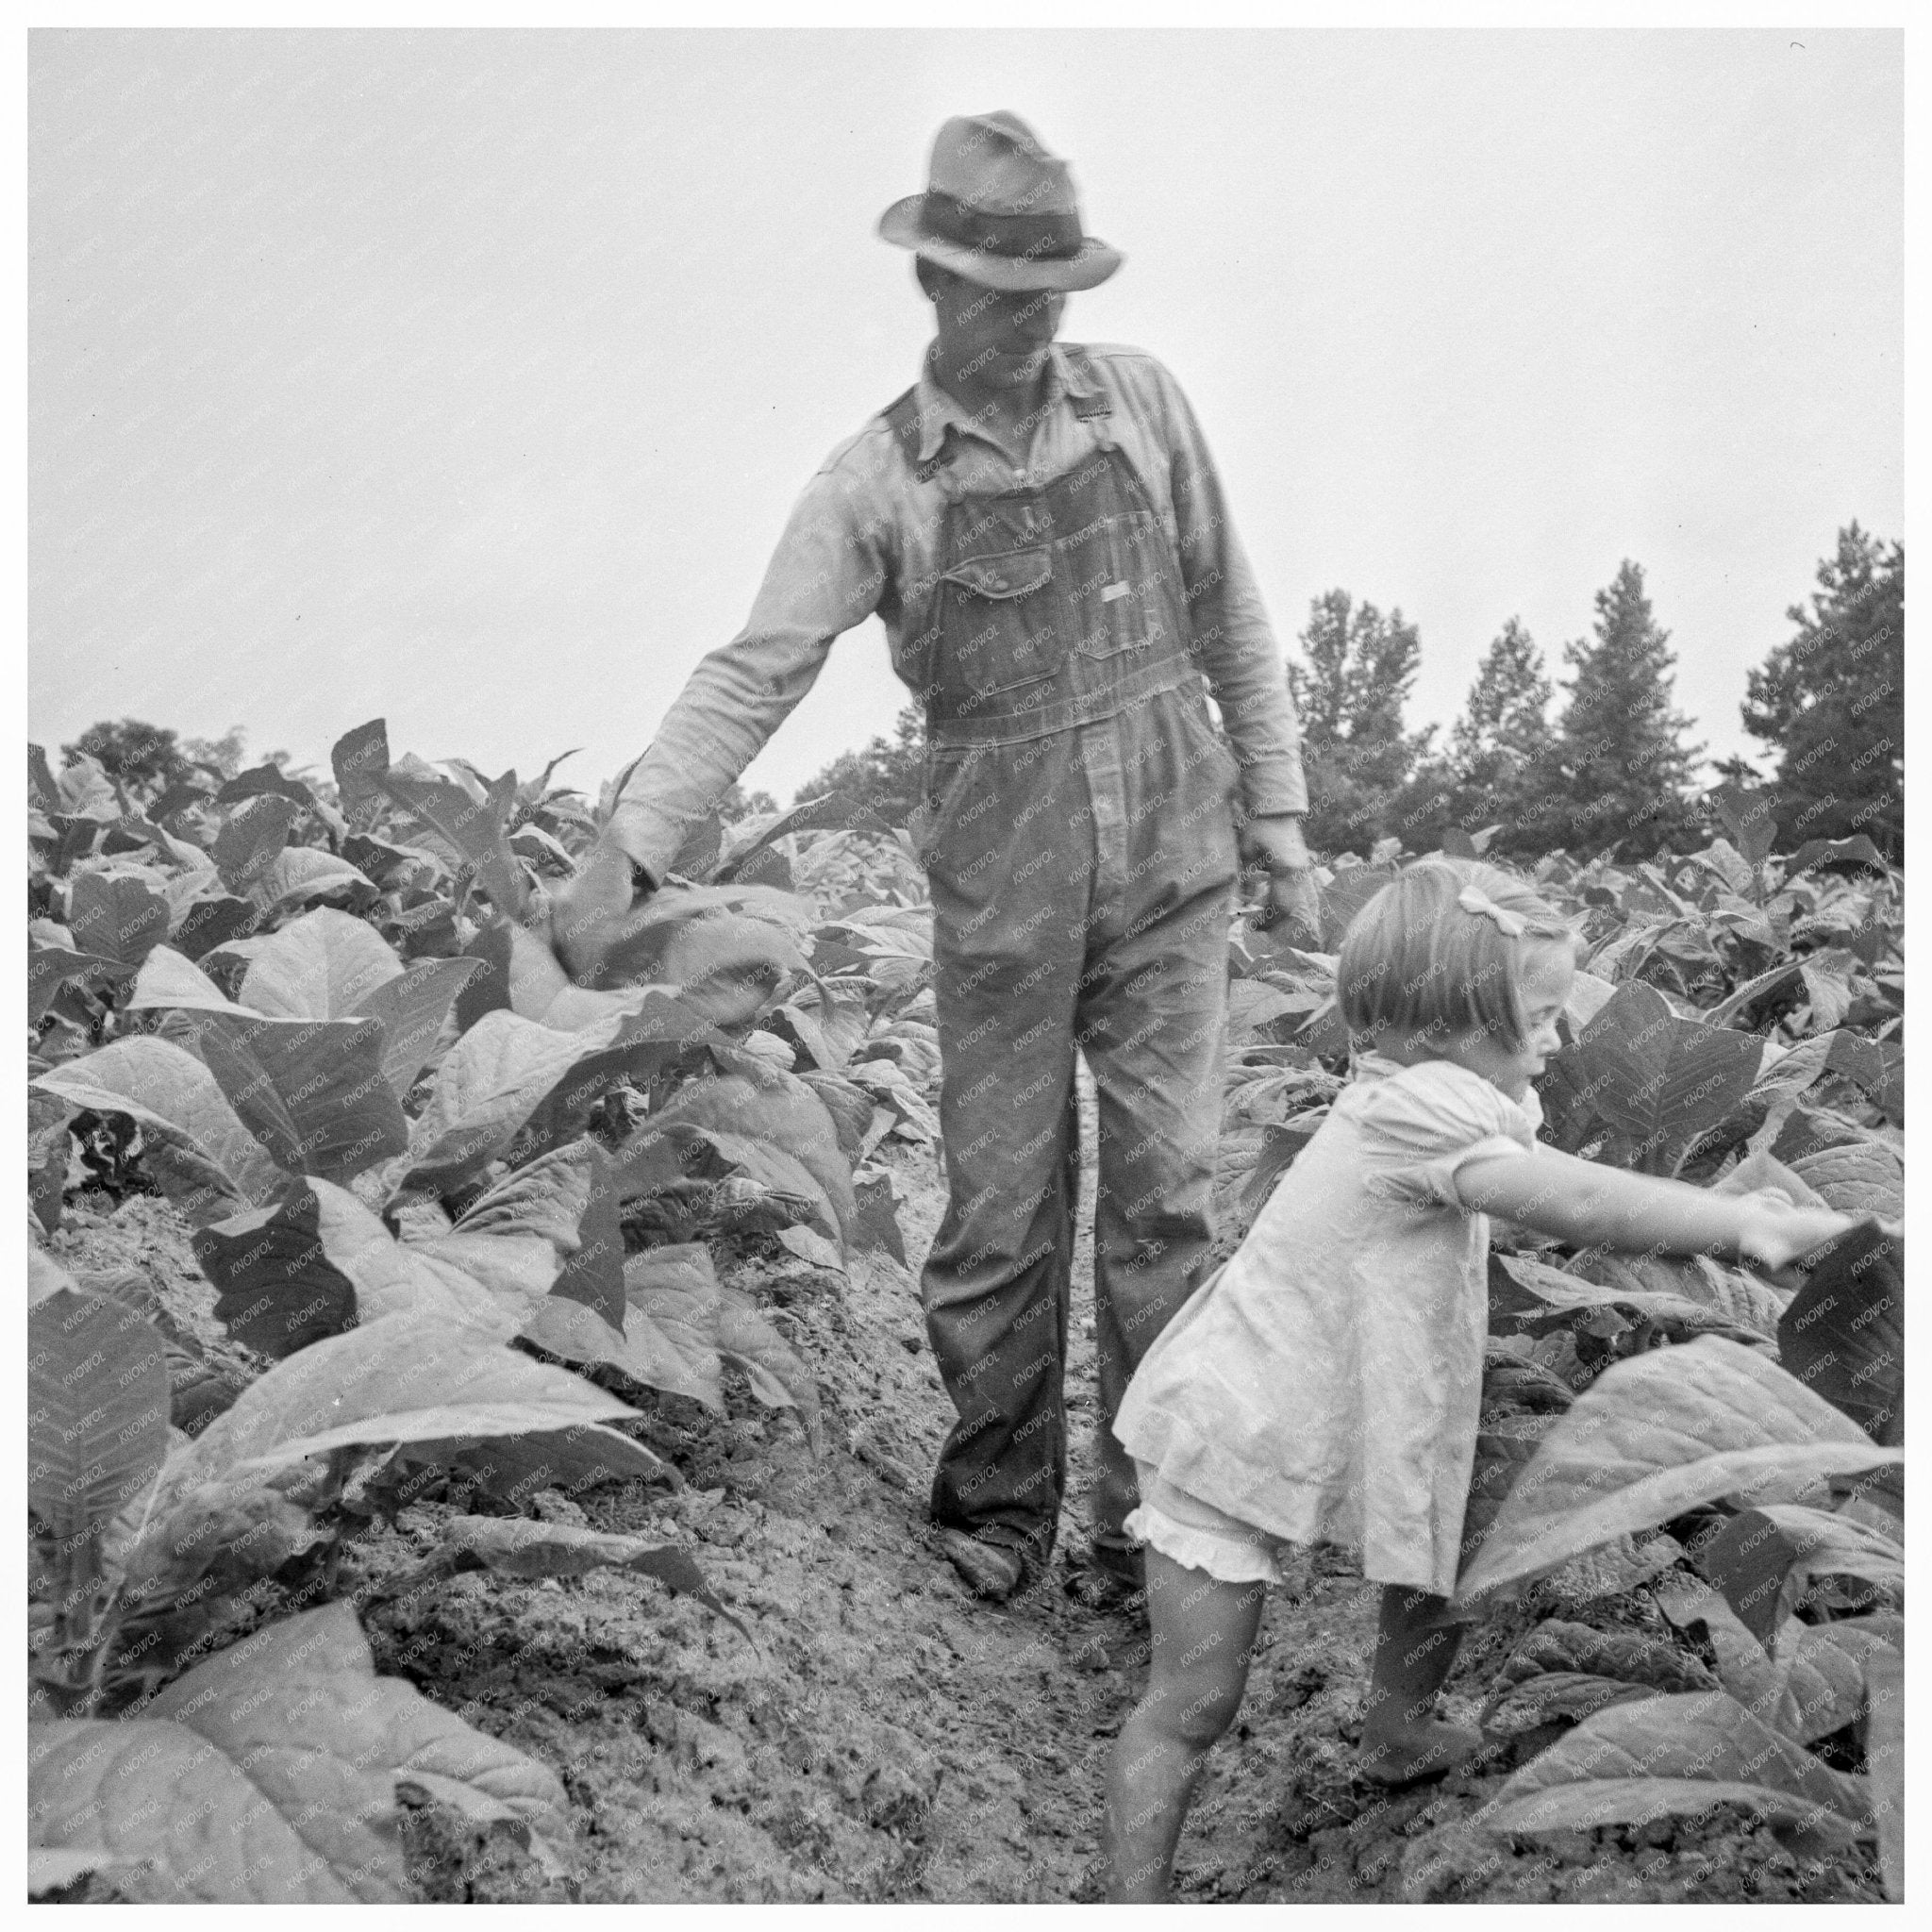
[547,112,1313,1606]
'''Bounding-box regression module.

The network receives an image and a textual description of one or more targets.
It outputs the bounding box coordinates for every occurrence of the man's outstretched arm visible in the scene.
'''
[547,448,892,977]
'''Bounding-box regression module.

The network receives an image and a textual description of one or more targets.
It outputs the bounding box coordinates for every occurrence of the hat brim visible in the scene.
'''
[878,195,1122,292]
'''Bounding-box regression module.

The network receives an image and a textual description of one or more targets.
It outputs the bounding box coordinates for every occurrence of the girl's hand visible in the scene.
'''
[1736,1198,1857,1279]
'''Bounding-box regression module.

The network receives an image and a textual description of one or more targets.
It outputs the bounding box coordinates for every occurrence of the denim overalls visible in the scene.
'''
[885,350,1242,1578]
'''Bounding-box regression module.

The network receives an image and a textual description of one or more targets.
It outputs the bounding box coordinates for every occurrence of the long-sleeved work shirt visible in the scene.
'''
[607,341,1307,881]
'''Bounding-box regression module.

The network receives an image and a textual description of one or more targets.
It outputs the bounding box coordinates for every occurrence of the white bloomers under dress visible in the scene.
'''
[1113,1052,1542,1600]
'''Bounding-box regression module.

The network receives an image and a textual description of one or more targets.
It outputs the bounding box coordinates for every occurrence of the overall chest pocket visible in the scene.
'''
[936,545,1065,696]
[1065,509,1184,661]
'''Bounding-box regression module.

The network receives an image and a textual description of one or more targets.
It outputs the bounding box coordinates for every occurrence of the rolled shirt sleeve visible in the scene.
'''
[603,454,893,882]
[1155,364,1308,820]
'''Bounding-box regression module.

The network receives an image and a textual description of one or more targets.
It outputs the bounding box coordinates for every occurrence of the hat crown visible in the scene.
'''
[927,110,1077,218]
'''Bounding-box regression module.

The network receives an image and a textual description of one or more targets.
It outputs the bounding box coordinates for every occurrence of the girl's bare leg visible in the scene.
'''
[1357,1584,1482,1783]
[1102,1550,1266,1902]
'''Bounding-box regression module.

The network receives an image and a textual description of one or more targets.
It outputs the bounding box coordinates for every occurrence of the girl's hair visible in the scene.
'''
[1337,858,1578,1052]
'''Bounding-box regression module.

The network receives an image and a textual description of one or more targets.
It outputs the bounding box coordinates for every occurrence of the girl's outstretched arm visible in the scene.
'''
[1454,1144,1853,1273]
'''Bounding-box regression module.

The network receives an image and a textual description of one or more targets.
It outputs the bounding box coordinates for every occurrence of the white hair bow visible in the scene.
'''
[1457,883,1526,937]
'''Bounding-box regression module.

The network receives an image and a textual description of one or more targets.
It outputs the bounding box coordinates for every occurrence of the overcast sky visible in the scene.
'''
[29,28,1901,808]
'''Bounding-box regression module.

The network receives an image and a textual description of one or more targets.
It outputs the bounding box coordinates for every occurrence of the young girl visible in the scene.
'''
[1102,858,1853,1902]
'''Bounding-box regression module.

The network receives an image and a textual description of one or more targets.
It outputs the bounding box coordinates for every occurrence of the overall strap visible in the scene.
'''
[883,387,955,485]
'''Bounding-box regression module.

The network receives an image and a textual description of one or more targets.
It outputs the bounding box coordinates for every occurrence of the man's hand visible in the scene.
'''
[1241,813,1322,946]
[540,841,648,986]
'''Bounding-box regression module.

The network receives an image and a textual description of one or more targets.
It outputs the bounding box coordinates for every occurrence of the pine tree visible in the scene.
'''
[1450,618,1554,774]
[1740,525,1903,860]
[1547,561,1704,856]
[1288,591,1435,857]
[1441,617,1558,856]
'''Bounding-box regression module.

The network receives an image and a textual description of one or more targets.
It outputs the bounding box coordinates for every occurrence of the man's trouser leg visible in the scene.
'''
[1079,872,1237,1557]
[921,908,1086,1579]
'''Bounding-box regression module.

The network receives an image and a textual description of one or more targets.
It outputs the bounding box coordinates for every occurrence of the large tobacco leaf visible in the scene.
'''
[168,891,264,961]
[1775,1220,1901,1443]
[649,1068,853,1246]
[713,790,891,886]
[643,908,809,1027]
[1455,1339,1903,1605]
[210,794,302,895]
[152,1310,646,1512]
[500,917,675,1034]
[28,1848,143,1898]
[30,1603,571,1902]
[28,941,124,1023]
[28,1279,174,1598]
[452,1138,596,1251]
[1694,1504,1902,1647]
[1709,781,1779,867]
[519,1291,720,1409]
[1480,1672,1659,1741]
[1712,1143,1830,1209]
[213,906,402,1018]
[401,1008,620,1189]
[718,1278,822,1450]
[1564,1249,1787,1341]
[572,883,811,1019]
[64,870,172,971]
[123,943,243,1014]
[514,1241,810,1423]
[851,1169,908,1264]
[1480,1691,1872,1849]
[1315,861,1400,951]
[516,981,729,1153]
[1485,1620,1717,1707]
[774,990,872,1072]
[1654,1574,1902,1746]
[249,846,378,915]
[388,1424,665,1507]
[159,1006,407,1184]
[477,1139,624,1326]
[1786,1137,1904,1221]
[432,1515,743,1636]
[331,718,528,920]
[354,956,485,1098]
[1865,1643,1904,1901]
[1487,1251,1773,1348]
[192,1185,360,1358]
[196,1177,516,1357]
[1563,980,1765,1174]
[31,1037,285,1223]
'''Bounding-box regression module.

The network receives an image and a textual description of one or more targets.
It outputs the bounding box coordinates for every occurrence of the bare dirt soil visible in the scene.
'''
[55,1101,1884,1907]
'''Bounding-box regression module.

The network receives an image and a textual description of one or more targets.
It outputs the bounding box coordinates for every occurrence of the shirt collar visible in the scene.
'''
[1347,1047,1407,1085]
[908,341,1098,464]
[1346,1047,1547,1130]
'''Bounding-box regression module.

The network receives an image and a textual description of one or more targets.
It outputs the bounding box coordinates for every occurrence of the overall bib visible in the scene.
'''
[886,353,1243,1578]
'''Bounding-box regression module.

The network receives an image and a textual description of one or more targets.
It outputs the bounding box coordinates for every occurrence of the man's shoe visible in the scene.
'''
[1063,1540,1146,1614]
[932,1526,1028,1602]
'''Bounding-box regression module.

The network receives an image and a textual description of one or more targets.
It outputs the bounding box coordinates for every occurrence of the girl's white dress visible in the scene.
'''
[1112,1051,1541,1598]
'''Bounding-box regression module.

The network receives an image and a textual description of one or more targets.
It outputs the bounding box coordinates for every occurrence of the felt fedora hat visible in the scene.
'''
[878,110,1123,293]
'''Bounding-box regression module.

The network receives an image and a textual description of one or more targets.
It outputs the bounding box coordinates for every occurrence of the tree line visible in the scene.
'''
[794,523,1903,865]
[58,525,1900,869]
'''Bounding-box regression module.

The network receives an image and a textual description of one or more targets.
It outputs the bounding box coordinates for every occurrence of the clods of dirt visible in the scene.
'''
[48,1130,1889,1905]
